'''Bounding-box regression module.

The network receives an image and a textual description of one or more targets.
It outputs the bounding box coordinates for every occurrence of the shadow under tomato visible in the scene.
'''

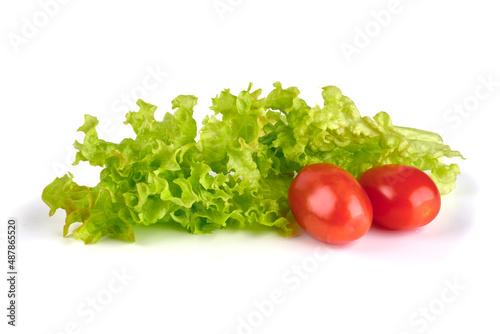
[368,223,420,233]
[365,171,476,240]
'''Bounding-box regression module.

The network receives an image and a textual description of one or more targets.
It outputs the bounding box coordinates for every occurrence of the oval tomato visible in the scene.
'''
[358,164,441,230]
[288,163,373,244]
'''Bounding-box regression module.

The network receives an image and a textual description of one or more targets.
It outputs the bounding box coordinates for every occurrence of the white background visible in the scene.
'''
[1,0,499,333]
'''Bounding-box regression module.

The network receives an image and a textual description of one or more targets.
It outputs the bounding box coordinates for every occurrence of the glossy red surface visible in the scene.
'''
[358,164,441,230]
[288,163,373,244]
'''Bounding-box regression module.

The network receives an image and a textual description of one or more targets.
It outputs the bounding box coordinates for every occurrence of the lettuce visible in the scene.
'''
[42,82,463,244]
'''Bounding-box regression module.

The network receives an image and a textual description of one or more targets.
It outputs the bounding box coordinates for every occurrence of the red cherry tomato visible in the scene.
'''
[358,164,441,230]
[288,163,373,244]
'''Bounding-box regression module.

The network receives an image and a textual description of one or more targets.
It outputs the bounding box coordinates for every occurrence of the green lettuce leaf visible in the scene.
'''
[42,82,463,243]
[259,84,464,194]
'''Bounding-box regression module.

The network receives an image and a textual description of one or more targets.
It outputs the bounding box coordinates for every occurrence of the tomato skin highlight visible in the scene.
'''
[358,164,441,230]
[288,163,373,244]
